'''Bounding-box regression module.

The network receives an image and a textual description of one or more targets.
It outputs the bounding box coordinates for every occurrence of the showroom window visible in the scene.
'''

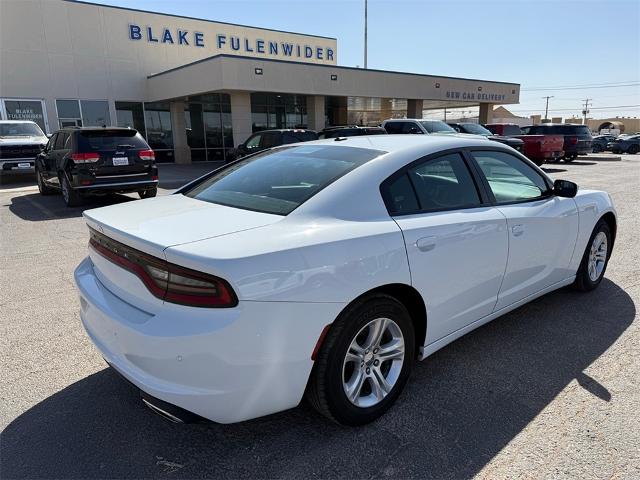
[185,93,234,162]
[55,99,111,128]
[143,102,174,162]
[115,101,146,134]
[81,100,110,127]
[0,98,49,133]
[250,93,308,132]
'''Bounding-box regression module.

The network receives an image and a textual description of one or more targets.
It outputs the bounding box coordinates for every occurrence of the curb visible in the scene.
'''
[577,155,621,162]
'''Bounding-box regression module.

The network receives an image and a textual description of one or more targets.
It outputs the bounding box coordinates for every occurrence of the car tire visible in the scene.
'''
[592,144,602,153]
[60,173,82,207]
[139,187,157,199]
[306,294,415,426]
[564,155,575,162]
[36,167,56,195]
[531,158,545,167]
[573,219,612,292]
[628,145,639,154]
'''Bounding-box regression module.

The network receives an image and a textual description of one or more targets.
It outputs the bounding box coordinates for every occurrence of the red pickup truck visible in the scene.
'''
[484,123,564,166]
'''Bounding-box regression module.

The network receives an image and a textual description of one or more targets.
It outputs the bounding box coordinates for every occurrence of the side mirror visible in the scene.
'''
[553,179,578,198]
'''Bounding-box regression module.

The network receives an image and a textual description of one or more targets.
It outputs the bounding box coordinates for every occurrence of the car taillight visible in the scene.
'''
[72,152,100,163]
[139,149,155,161]
[88,228,237,308]
[569,136,578,145]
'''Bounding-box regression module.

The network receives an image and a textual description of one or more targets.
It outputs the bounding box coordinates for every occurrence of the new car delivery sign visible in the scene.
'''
[128,23,336,63]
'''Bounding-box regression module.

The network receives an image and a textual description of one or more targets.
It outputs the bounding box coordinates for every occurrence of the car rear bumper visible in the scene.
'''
[74,256,342,423]
[74,178,158,194]
[0,158,35,174]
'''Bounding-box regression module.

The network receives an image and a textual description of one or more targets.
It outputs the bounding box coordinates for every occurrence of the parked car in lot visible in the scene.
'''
[0,120,48,175]
[591,134,617,153]
[484,123,564,166]
[521,124,592,161]
[382,119,459,135]
[318,125,387,139]
[608,134,640,154]
[36,127,158,206]
[447,122,525,152]
[75,135,616,425]
[233,129,318,158]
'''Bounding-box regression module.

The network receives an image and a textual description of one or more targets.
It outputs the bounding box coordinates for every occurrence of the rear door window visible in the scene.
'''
[261,132,282,148]
[384,122,406,134]
[77,130,148,152]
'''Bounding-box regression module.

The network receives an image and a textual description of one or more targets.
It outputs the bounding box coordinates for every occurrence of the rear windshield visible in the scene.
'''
[524,125,591,135]
[420,121,456,134]
[77,130,149,152]
[184,145,385,215]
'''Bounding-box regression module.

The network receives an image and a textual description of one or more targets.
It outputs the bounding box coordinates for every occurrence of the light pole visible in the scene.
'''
[364,0,368,69]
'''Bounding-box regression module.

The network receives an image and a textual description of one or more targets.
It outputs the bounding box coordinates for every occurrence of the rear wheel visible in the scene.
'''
[592,144,603,153]
[60,173,82,207]
[531,157,545,167]
[564,154,576,162]
[139,187,157,199]
[573,220,611,292]
[36,167,56,195]
[306,294,415,425]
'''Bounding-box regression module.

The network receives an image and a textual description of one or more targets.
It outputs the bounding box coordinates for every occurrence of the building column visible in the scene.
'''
[169,100,191,164]
[478,103,493,124]
[229,91,252,148]
[306,95,325,131]
[407,99,424,119]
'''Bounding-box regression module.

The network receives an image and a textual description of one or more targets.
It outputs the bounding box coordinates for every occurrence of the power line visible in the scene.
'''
[523,80,640,89]
[522,83,640,92]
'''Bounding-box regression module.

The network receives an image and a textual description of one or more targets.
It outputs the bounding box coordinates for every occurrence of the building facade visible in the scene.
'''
[0,0,521,163]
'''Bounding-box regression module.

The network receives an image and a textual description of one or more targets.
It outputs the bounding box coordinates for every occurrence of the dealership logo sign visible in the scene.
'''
[128,24,334,61]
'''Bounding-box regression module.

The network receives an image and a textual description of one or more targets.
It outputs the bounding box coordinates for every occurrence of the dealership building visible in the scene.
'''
[0,0,521,163]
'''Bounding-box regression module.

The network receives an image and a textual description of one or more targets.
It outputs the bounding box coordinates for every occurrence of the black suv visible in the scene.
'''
[447,122,525,152]
[318,125,387,139]
[234,129,318,158]
[36,127,158,206]
[521,124,592,160]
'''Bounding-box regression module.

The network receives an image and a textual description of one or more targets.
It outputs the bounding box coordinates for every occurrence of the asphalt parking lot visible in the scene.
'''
[1,155,639,479]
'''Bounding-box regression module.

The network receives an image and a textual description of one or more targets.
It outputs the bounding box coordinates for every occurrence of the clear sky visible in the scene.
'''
[99,0,640,120]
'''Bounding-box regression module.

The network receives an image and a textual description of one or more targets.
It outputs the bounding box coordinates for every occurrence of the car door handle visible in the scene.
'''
[415,236,436,252]
[511,224,525,237]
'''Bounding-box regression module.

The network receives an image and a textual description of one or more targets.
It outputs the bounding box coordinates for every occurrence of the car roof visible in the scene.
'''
[301,132,495,154]
[383,118,441,122]
[253,129,315,133]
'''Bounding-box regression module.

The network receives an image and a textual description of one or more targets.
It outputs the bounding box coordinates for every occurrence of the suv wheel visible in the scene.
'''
[628,144,639,155]
[36,167,56,195]
[306,294,415,425]
[139,187,157,199]
[60,173,82,207]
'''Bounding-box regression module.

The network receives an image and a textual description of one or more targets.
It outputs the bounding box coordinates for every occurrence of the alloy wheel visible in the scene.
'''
[588,231,608,282]
[342,317,405,408]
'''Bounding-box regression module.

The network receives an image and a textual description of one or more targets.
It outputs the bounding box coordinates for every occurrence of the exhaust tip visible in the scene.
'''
[140,392,208,424]
[142,398,185,423]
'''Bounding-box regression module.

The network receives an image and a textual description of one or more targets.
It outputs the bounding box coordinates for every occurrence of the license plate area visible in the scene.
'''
[17,162,31,168]
[112,157,129,166]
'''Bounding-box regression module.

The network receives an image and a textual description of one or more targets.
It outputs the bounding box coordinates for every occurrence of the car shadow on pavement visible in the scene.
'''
[6,193,134,221]
[1,279,634,479]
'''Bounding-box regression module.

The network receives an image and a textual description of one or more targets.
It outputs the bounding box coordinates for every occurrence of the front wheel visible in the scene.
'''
[573,220,612,291]
[36,168,56,195]
[564,154,576,162]
[628,144,639,154]
[592,144,603,153]
[306,294,415,425]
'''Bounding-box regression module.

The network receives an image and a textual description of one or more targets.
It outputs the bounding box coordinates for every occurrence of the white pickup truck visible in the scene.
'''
[0,120,48,175]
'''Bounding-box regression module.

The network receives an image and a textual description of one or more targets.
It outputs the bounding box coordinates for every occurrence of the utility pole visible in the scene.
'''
[364,0,368,69]
[582,98,592,125]
[542,96,554,120]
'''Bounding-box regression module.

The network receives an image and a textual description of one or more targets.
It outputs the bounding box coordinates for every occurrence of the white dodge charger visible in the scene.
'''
[75,135,616,425]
